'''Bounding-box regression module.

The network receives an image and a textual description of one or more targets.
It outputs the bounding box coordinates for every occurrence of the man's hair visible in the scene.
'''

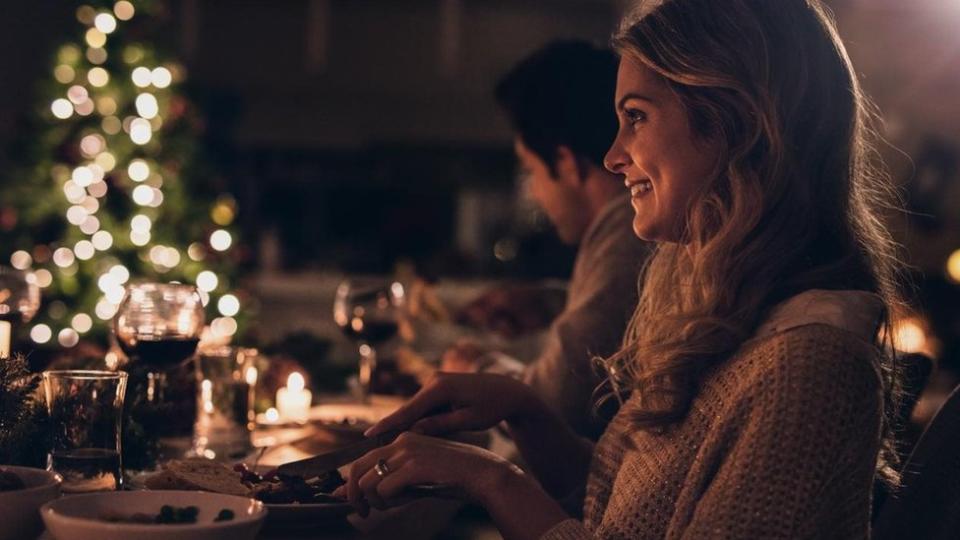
[495,40,619,174]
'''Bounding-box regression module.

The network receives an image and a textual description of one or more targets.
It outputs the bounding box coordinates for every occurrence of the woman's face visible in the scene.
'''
[604,59,719,243]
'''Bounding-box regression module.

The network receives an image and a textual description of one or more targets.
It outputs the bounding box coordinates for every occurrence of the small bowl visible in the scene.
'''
[41,490,266,540]
[0,465,62,540]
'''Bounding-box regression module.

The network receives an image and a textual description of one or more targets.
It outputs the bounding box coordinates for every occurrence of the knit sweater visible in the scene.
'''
[541,289,885,539]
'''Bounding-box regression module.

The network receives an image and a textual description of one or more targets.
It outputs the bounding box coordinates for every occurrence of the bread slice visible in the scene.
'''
[144,458,251,497]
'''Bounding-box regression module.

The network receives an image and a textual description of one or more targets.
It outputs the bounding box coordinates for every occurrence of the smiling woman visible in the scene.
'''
[337,1,908,539]
[605,61,720,242]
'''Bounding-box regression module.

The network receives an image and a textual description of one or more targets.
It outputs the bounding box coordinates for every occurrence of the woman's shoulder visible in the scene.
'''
[720,289,886,394]
[753,289,884,342]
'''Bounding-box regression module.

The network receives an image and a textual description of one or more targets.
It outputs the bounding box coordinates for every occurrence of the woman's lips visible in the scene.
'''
[626,178,653,197]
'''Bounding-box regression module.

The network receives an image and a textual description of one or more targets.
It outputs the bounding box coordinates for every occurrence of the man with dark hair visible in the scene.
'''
[446,40,651,439]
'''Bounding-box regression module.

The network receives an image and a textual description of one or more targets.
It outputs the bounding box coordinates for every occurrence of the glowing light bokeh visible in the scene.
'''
[85,28,107,48]
[151,67,172,88]
[947,249,960,284]
[31,324,53,344]
[51,99,73,119]
[74,240,95,260]
[210,229,233,251]
[54,65,75,84]
[94,12,117,33]
[131,66,152,87]
[135,93,159,119]
[33,269,53,288]
[87,67,110,87]
[92,230,113,250]
[94,150,116,171]
[130,117,152,144]
[196,270,219,292]
[128,159,150,182]
[72,313,93,333]
[114,1,135,20]
[217,294,240,317]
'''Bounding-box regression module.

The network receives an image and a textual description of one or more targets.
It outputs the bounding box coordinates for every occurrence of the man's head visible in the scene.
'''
[496,40,620,244]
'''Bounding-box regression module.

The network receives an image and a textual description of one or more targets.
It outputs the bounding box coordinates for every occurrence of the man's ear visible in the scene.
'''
[554,145,588,187]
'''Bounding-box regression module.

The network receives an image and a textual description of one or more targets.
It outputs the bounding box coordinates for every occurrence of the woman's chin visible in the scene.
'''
[631,218,656,242]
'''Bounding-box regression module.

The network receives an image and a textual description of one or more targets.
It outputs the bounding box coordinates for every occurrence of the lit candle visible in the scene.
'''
[276,372,311,424]
[0,320,11,359]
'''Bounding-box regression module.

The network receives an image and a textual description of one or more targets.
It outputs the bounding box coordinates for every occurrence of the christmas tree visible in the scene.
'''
[0,0,243,354]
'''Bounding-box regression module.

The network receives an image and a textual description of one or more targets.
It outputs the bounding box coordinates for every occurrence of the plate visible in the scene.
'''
[258,499,353,533]
[40,490,266,540]
[0,465,62,540]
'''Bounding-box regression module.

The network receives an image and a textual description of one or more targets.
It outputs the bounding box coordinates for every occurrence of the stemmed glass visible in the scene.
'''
[113,282,205,404]
[333,279,404,402]
[0,265,41,358]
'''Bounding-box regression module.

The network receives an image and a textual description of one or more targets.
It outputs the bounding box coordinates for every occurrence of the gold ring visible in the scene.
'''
[374,458,390,478]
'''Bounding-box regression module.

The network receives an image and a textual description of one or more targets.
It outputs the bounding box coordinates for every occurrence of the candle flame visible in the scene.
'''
[287,372,305,392]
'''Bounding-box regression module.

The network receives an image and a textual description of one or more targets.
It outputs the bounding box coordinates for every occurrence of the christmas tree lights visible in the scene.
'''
[0,0,244,351]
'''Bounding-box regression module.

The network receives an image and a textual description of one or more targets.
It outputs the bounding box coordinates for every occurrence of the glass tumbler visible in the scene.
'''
[43,370,128,493]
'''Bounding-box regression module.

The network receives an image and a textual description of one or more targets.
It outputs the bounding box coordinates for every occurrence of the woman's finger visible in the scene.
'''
[365,376,451,436]
[346,449,386,516]
[376,461,425,502]
[411,407,476,435]
[357,466,387,510]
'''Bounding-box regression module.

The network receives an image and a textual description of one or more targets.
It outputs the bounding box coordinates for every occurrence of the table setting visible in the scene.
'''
[1,268,513,540]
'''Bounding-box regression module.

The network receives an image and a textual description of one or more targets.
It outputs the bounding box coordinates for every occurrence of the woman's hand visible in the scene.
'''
[334,432,521,517]
[365,372,538,437]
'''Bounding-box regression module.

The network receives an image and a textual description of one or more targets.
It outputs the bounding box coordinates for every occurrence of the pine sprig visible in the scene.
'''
[0,354,49,467]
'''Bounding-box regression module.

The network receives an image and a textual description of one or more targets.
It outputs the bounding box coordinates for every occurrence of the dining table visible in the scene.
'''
[37,394,501,540]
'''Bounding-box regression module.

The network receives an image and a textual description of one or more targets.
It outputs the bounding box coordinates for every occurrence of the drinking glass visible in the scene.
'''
[43,370,128,493]
[0,266,41,359]
[113,283,204,404]
[333,279,404,402]
[192,346,257,460]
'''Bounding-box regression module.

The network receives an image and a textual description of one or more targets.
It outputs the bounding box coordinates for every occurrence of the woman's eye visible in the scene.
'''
[625,108,647,125]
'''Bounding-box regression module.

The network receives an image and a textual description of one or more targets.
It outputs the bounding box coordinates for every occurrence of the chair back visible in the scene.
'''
[874,383,960,539]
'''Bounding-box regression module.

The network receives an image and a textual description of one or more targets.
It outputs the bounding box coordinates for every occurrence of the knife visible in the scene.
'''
[274,428,461,500]
[276,429,403,479]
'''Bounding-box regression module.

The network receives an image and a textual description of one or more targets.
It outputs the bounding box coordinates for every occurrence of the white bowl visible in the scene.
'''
[0,465,62,540]
[40,490,266,540]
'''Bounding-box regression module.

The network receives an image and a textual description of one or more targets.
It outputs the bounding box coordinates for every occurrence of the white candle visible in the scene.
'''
[276,372,311,424]
[0,320,11,359]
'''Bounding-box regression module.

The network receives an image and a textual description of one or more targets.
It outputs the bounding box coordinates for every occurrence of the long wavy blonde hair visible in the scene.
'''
[602,0,905,482]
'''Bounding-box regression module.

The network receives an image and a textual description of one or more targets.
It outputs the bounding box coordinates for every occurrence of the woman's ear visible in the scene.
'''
[554,145,589,187]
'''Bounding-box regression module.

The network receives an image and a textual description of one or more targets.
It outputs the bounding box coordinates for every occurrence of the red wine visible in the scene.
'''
[339,319,398,344]
[118,336,200,369]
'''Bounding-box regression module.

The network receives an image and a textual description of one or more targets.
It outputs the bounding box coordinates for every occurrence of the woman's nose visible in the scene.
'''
[604,140,629,175]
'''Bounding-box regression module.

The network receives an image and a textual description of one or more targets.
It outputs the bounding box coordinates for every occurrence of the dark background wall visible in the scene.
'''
[3,0,960,277]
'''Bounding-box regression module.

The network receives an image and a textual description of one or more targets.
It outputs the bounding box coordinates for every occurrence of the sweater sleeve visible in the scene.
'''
[540,518,596,540]
[675,326,883,539]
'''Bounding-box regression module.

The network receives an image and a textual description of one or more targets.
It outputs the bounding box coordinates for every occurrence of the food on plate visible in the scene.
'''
[144,458,346,504]
[0,468,26,491]
[98,504,234,524]
[144,458,250,497]
[234,463,345,504]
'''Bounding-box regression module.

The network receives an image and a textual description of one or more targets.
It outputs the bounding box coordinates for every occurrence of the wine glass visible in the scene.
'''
[113,282,205,403]
[333,279,405,402]
[0,265,41,358]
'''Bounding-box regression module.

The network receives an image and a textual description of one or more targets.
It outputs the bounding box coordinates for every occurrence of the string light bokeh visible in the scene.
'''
[5,0,245,349]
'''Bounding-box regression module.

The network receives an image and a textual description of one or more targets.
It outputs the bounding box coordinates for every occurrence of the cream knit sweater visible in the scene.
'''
[542,290,885,539]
